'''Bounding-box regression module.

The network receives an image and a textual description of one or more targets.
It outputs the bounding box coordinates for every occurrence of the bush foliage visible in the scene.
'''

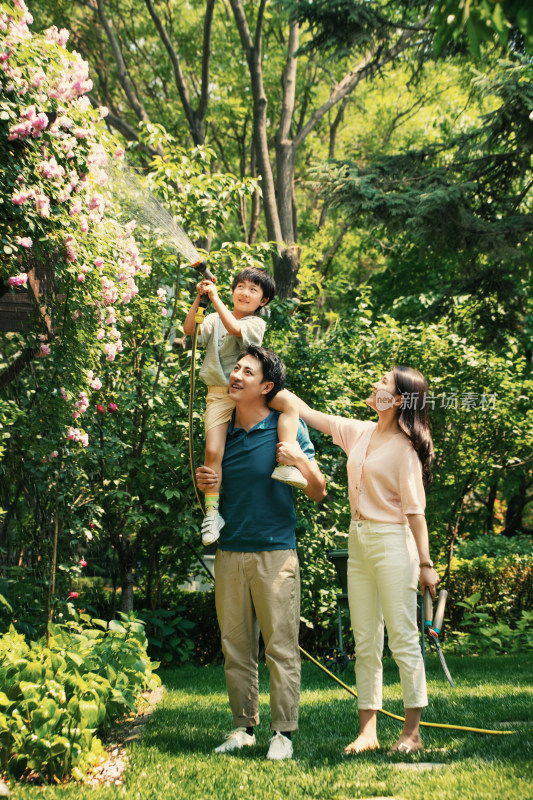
[0,613,160,782]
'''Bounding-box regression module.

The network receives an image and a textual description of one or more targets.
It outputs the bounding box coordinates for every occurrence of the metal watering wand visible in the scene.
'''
[423,588,455,687]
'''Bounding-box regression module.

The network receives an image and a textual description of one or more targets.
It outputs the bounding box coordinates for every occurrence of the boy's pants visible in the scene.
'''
[214,548,301,731]
[348,519,428,710]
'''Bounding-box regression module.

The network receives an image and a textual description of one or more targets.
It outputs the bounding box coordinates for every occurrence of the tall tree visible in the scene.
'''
[34,0,437,296]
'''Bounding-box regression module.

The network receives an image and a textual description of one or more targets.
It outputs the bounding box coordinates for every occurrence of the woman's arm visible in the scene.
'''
[282,390,334,436]
[406,513,440,597]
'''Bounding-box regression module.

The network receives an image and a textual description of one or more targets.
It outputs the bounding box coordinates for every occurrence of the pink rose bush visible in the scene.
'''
[0,2,168,452]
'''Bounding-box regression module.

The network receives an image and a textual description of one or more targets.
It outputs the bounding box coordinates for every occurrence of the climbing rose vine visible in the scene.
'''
[0,0,152,448]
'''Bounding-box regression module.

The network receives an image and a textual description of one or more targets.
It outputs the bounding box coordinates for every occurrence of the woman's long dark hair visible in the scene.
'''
[393,365,434,486]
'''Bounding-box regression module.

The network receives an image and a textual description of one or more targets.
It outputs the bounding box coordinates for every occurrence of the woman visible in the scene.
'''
[279,366,439,754]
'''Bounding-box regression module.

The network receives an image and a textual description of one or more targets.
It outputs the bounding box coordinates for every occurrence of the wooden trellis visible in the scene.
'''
[0,264,54,334]
[0,262,57,390]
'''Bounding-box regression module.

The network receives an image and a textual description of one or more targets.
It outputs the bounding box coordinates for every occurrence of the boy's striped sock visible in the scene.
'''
[205,493,220,512]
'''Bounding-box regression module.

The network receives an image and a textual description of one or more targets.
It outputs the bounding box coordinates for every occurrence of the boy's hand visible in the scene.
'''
[196,279,218,300]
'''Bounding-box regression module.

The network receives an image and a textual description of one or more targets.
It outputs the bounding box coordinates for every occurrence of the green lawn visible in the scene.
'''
[11,653,533,800]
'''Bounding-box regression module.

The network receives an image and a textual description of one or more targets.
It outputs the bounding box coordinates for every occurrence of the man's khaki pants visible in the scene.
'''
[214,548,300,732]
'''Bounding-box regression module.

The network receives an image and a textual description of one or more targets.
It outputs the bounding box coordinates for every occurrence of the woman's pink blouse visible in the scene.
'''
[330,416,426,523]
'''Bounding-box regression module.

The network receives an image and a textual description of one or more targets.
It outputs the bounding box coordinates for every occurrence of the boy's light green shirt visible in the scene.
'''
[197,312,266,386]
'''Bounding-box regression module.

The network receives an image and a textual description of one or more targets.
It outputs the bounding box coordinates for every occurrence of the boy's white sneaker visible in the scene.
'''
[266,732,293,760]
[271,464,307,490]
[201,509,225,546]
[214,728,256,753]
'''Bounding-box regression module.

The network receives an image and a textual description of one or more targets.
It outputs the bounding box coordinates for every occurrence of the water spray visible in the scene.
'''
[105,161,215,508]
[105,161,216,285]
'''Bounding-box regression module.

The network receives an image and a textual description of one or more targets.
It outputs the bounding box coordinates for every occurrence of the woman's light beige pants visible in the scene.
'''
[214,548,301,731]
[348,519,428,710]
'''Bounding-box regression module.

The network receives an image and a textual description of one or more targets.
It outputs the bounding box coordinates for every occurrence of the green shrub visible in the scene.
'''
[446,553,533,630]
[136,606,195,665]
[174,590,222,665]
[70,577,116,620]
[0,612,160,783]
[447,593,533,655]
[453,533,533,559]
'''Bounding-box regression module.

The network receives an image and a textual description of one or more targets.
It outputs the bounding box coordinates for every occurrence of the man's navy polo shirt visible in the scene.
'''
[219,410,315,552]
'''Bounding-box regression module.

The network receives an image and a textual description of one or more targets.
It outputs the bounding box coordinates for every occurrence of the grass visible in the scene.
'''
[11,653,533,800]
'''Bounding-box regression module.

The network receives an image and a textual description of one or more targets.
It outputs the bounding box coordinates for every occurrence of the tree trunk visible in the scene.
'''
[116,540,135,612]
[502,474,531,537]
[484,479,498,534]
[121,565,134,613]
[274,246,301,298]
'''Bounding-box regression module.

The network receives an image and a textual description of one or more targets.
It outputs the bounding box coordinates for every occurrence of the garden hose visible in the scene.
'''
[188,297,209,515]
[299,646,515,735]
[187,259,216,514]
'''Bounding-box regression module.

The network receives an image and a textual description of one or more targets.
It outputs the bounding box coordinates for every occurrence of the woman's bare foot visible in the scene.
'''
[388,733,423,755]
[344,733,380,755]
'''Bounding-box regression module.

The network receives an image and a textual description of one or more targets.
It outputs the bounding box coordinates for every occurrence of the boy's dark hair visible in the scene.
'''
[237,345,285,401]
[232,267,276,307]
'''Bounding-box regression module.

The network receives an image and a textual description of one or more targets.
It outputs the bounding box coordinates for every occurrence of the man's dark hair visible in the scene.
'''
[237,344,286,400]
[232,267,276,307]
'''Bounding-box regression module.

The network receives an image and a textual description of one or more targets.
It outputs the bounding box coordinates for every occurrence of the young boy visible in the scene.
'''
[183,267,307,545]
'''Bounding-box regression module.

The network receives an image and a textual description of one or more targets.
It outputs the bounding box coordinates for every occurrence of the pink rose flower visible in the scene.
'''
[7,273,28,287]
[104,343,117,361]
[80,559,87,567]
[69,591,78,599]
[15,236,32,248]
[39,343,51,355]
[108,402,117,413]
[91,377,102,390]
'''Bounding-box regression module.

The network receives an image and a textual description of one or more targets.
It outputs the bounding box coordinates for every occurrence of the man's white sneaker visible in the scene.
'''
[271,465,308,490]
[214,728,256,754]
[266,732,293,760]
[201,509,225,546]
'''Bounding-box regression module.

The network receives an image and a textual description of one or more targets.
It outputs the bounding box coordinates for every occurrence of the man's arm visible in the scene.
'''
[275,442,326,502]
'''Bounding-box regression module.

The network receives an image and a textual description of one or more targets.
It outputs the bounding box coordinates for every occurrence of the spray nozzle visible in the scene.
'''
[192,259,215,283]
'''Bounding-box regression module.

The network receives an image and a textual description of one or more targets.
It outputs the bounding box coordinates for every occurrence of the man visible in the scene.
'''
[196,345,326,760]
